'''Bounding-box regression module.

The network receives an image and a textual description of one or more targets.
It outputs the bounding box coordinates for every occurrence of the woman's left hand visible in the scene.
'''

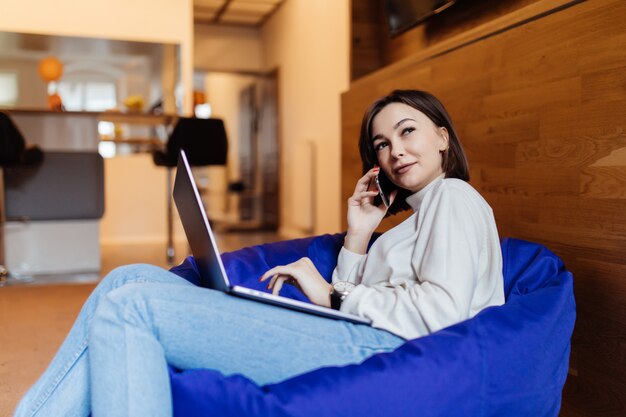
[259,257,332,307]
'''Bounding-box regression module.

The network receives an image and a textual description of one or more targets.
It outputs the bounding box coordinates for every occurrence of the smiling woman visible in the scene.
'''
[337,91,503,339]
[358,90,469,216]
[371,103,449,193]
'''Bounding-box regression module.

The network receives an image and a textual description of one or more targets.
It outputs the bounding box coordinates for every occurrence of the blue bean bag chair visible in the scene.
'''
[168,234,576,417]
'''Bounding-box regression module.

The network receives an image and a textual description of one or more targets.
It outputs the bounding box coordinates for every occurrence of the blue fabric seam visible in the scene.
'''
[477,319,489,417]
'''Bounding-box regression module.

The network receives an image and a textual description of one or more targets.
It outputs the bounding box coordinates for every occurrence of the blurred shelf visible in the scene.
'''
[0,107,178,125]
[100,136,163,146]
[99,112,178,126]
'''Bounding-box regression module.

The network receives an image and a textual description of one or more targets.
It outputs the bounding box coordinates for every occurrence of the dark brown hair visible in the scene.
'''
[358,89,470,215]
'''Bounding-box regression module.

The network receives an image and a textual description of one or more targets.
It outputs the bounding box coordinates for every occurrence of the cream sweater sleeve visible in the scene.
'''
[331,246,367,285]
[339,182,493,340]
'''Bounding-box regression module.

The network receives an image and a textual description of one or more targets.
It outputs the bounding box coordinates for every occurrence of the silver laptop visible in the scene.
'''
[173,150,371,325]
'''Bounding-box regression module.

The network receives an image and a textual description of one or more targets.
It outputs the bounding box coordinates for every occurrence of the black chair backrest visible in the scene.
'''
[0,112,26,166]
[166,118,228,166]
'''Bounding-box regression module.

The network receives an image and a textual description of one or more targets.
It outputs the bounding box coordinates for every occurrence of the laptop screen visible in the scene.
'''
[173,150,230,291]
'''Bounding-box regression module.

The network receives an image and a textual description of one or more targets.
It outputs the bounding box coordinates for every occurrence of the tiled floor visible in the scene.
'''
[0,230,282,416]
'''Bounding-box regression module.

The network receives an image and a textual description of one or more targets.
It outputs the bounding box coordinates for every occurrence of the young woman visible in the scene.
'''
[15,90,504,417]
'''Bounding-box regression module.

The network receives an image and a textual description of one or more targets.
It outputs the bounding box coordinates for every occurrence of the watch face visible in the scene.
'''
[333,281,356,293]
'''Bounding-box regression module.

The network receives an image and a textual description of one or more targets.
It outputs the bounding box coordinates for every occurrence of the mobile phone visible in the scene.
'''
[374,172,391,208]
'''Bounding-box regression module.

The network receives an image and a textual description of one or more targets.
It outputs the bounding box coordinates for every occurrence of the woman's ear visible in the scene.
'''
[438,127,449,151]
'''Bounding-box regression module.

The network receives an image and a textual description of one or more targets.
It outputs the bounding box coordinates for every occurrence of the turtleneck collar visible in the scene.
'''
[405,174,445,212]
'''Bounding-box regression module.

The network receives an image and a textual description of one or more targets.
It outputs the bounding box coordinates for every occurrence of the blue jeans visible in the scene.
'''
[14,264,404,417]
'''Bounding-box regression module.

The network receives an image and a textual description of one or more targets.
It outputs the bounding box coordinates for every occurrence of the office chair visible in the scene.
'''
[153,117,228,264]
[0,112,43,284]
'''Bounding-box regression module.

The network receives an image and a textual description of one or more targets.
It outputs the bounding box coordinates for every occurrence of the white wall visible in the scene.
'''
[194,25,264,73]
[0,0,194,113]
[262,0,350,236]
[99,154,186,245]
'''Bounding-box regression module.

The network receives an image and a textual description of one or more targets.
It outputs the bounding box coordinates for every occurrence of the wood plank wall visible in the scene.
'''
[351,0,542,80]
[342,1,626,415]
[351,0,384,80]
[383,0,541,66]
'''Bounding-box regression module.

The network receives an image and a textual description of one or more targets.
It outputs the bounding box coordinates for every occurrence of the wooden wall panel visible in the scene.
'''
[342,1,626,415]
[385,0,543,65]
[350,0,385,80]
[351,0,544,80]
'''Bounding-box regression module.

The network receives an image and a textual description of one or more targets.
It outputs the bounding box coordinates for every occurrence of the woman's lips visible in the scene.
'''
[394,162,416,175]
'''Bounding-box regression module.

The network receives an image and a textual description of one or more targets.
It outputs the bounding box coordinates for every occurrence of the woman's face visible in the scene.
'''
[371,102,449,193]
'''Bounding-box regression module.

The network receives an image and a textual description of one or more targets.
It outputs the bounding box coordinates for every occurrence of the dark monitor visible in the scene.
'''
[384,0,457,37]
[4,152,104,221]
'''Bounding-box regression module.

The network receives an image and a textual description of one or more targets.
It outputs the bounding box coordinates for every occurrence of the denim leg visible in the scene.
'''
[89,281,405,417]
[13,264,192,417]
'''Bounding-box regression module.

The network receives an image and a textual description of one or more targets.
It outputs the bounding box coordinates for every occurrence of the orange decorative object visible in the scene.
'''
[47,93,64,111]
[38,57,64,82]
[193,90,206,107]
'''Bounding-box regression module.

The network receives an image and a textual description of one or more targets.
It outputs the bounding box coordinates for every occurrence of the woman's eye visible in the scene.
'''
[401,127,415,136]
[374,142,388,151]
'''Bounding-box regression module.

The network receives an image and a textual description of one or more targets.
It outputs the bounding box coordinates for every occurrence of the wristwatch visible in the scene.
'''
[330,281,356,310]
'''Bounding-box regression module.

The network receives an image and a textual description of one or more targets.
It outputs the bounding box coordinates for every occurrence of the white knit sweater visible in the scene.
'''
[332,175,505,340]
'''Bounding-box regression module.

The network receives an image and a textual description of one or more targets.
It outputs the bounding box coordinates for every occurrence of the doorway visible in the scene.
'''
[197,70,279,230]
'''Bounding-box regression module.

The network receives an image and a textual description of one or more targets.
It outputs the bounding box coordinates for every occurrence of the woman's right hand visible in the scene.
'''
[345,167,397,253]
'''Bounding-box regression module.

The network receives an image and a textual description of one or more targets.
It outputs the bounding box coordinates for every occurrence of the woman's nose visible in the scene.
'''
[390,142,405,159]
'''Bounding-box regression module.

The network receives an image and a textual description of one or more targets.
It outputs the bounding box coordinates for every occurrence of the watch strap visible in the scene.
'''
[330,288,343,310]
